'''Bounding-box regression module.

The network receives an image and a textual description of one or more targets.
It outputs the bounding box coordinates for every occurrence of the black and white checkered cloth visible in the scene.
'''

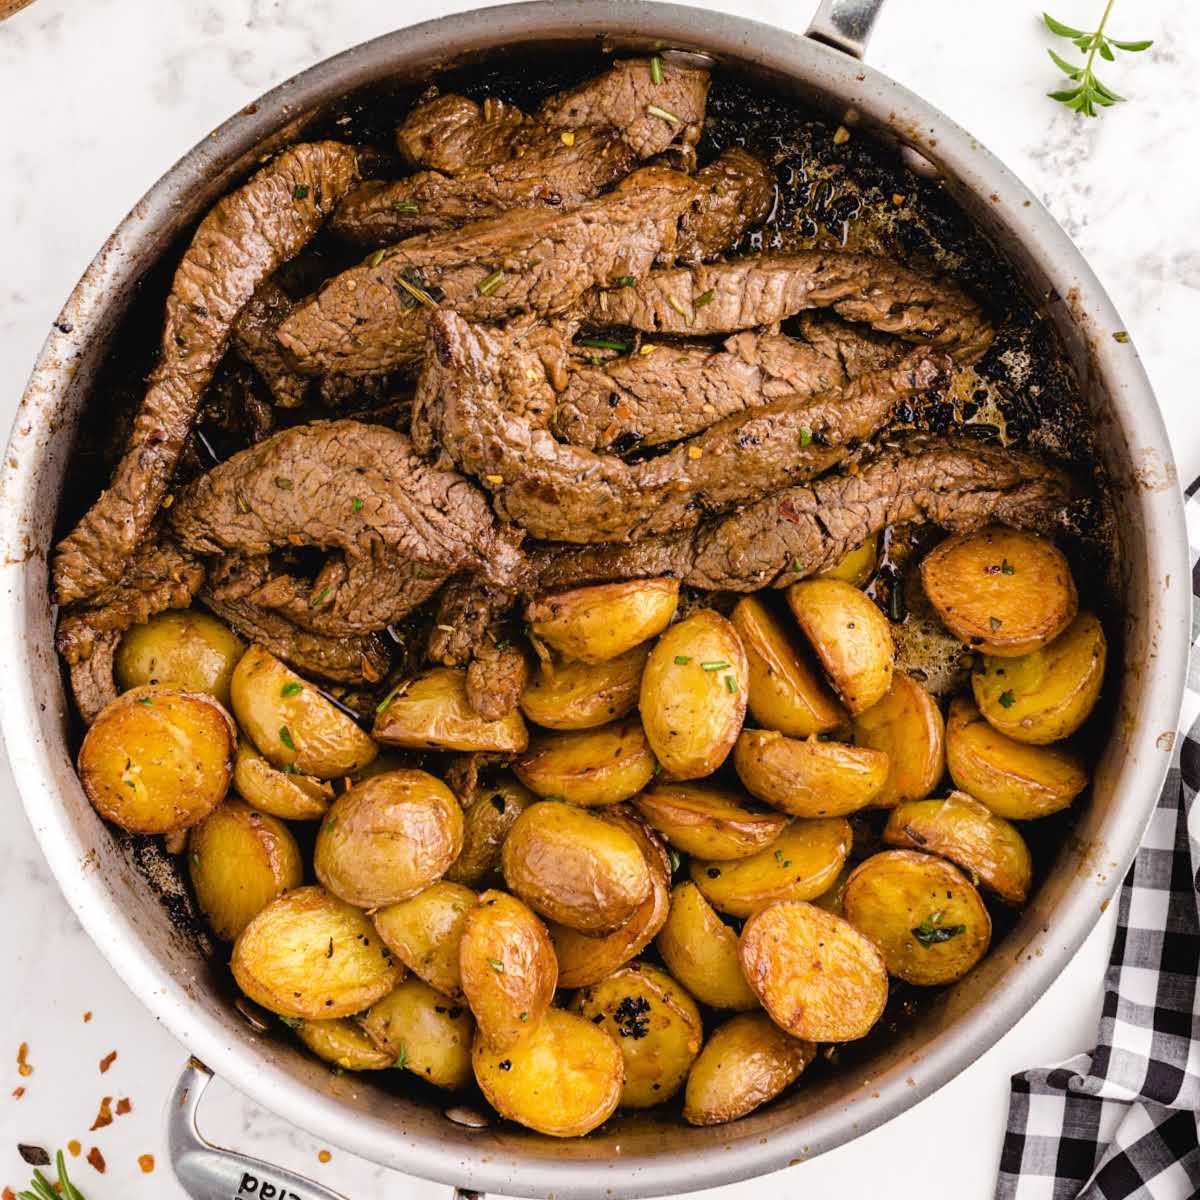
[996,486,1200,1200]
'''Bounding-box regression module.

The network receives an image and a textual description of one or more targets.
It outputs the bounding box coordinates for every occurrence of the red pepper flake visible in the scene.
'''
[16,1042,32,1077]
[82,1012,93,1023]
[11,1087,24,1099]
[86,1147,106,1174]
[137,1154,155,1174]
[318,1150,332,1164]
[4,1186,16,1200]
[67,1141,81,1157]
[116,1097,132,1116]
[90,1095,114,1130]
[99,1050,117,1073]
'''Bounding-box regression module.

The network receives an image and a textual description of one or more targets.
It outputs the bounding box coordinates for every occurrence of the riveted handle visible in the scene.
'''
[805,0,888,58]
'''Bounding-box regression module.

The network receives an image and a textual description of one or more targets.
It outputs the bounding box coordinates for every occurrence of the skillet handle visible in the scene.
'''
[805,0,887,58]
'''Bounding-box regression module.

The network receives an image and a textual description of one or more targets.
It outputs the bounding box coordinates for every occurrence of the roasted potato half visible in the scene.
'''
[231,886,402,1019]
[946,695,1087,819]
[786,579,895,714]
[460,889,557,1052]
[473,1007,624,1137]
[514,717,656,807]
[682,1013,816,1126]
[633,783,789,860]
[972,611,1106,745]
[570,962,703,1108]
[79,686,236,835]
[293,1018,395,1071]
[816,534,878,588]
[314,770,464,909]
[502,801,652,934]
[640,608,748,780]
[361,977,473,1089]
[188,799,303,942]
[232,738,333,821]
[444,777,535,886]
[690,817,851,918]
[739,900,889,1041]
[526,578,679,664]
[231,646,378,778]
[373,881,476,999]
[851,673,946,808]
[115,609,245,707]
[883,791,1033,904]
[842,849,991,986]
[921,527,1077,657]
[733,729,888,817]
[373,666,528,753]
[519,646,649,731]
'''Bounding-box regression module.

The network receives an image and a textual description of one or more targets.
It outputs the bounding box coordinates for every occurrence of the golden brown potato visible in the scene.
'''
[372,666,528,753]
[78,686,236,835]
[731,596,848,738]
[946,695,1087,819]
[360,977,473,1089]
[842,849,991,985]
[188,799,303,942]
[314,770,464,908]
[373,882,476,999]
[570,962,703,1108]
[972,611,1106,745]
[733,729,888,817]
[519,646,649,731]
[921,526,1078,657]
[682,1013,815,1126]
[816,534,879,588]
[232,738,334,821]
[502,801,651,934]
[883,791,1033,904]
[292,1018,395,1071]
[231,886,402,1019]
[739,900,888,1041]
[633,783,789,860]
[640,609,748,780]
[115,609,245,707]
[690,818,851,918]
[444,777,535,886]
[460,890,557,1052]
[851,673,946,808]
[655,882,759,1011]
[526,578,679,664]
[472,1007,624,1137]
[786,579,895,715]
[514,717,656,807]
[231,646,378,778]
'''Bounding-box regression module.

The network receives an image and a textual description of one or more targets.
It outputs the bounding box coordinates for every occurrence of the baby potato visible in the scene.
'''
[233,738,333,821]
[315,770,464,909]
[690,818,851,918]
[293,1018,395,1071]
[655,882,760,1011]
[231,886,402,1019]
[682,1013,815,1126]
[445,777,535,886]
[232,645,378,778]
[733,729,888,817]
[78,686,236,835]
[526,578,679,664]
[842,849,991,986]
[373,666,528,753]
[946,695,1087,819]
[972,611,1107,745]
[460,890,557,1051]
[519,646,649,731]
[787,579,894,714]
[570,962,703,1108]
[816,534,878,588]
[883,791,1033,904]
[633,783,789,860]
[731,596,848,738]
[641,609,748,780]
[514,717,656,807]
[473,1007,624,1137]
[115,609,245,707]
[361,977,473,1089]
[188,799,303,942]
[373,881,476,999]
[739,900,888,1041]
[921,526,1077,657]
[502,801,651,934]
[851,673,946,808]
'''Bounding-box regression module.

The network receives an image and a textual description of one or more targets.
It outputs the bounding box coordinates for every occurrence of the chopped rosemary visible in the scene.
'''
[487,958,505,973]
[279,725,296,751]
[391,199,420,213]
[999,690,1016,708]
[799,427,813,447]
[701,660,730,671]
[611,275,637,288]
[310,586,331,608]
[667,295,689,320]
[650,55,664,85]
[365,248,386,268]
[394,1043,408,1071]
[579,335,629,352]
[674,655,692,665]
[646,103,681,125]
[394,272,438,309]
[375,681,408,714]
[989,616,1002,632]
[693,288,715,308]
[724,674,738,693]
[274,476,293,490]
[1001,559,1016,575]
[351,496,363,513]
[912,912,966,947]
[281,681,302,697]
[292,183,309,201]
[477,268,505,296]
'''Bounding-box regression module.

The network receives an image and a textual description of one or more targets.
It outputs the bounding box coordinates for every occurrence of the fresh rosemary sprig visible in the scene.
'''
[18,1151,87,1200]
[1044,4,1152,118]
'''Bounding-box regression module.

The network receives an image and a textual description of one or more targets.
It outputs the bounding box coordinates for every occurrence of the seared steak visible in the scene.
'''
[466,643,530,720]
[396,94,528,173]
[674,148,775,264]
[52,141,361,606]
[231,280,309,407]
[67,632,120,725]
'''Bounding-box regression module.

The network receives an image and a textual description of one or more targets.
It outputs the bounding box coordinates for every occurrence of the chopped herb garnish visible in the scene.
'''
[274,476,293,490]
[650,55,664,85]
[279,725,296,751]
[292,184,309,201]
[611,275,637,288]
[646,103,681,125]
[375,681,408,714]
[19,1152,87,1200]
[989,616,1002,632]
[281,682,302,698]
[365,248,386,268]
[1113,330,1130,343]
[351,497,363,513]
[579,336,629,352]
[323,816,337,833]
[279,1015,304,1028]
[393,1043,408,1071]
[667,847,682,876]
[701,660,730,671]
[667,295,689,320]
[674,655,692,665]
[724,674,738,693]
[310,586,331,608]
[391,200,420,214]
[999,690,1016,708]
[798,427,813,448]
[693,288,715,308]
[793,558,805,574]
[189,851,200,867]
[477,268,505,296]
[136,696,154,706]
[912,912,966,947]
[1001,559,1015,575]
[487,958,505,974]
[394,272,439,309]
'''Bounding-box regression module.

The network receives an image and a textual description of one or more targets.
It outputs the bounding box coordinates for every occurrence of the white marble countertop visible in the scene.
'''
[1,1,1196,1197]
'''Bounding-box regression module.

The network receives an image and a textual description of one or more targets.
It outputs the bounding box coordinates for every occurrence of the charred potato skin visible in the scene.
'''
[519,646,649,731]
[444,777,534,886]
[360,977,474,1090]
[293,1018,395,1071]
[514,717,657,807]
[851,673,946,808]
[233,737,333,821]
[115,609,245,707]
[372,881,476,999]
[526,578,680,664]
[633,783,789,860]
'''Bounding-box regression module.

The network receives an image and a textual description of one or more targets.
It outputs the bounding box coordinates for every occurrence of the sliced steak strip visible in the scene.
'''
[231,280,309,407]
[396,94,528,173]
[52,142,361,606]
[466,644,530,721]
[279,167,699,377]
[67,632,120,725]
[582,251,994,364]
[674,148,775,264]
